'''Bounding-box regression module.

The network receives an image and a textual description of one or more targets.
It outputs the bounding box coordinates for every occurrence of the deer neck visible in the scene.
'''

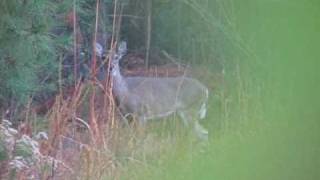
[112,65,129,97]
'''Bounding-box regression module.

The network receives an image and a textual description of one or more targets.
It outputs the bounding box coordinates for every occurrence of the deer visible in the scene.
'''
[109,41,209,140]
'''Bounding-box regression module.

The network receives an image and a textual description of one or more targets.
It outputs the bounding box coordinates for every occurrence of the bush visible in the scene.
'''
[0,0,58,107]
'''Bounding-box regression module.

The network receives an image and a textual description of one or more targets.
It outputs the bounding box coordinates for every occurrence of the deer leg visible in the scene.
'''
[178,111,208,140]
[121,113,132,126]
[199,102,207,119]
[178,111,190,127]
[137,115,147,125]
[194,121,208,140]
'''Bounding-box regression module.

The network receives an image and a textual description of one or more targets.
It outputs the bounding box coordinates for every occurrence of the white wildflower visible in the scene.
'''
[8,127,18,135]
[35,131,48,140]
[9,156,28,170]
[95,42,103,57]
[2,119,12,127]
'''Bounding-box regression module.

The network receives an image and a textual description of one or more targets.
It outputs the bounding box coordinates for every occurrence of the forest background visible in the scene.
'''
[0,0,319,179]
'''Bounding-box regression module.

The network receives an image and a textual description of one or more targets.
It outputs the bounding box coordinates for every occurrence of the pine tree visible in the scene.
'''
[0,0,58,109]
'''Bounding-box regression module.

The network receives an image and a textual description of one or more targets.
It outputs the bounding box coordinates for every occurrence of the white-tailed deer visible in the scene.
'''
[111,42,209,139]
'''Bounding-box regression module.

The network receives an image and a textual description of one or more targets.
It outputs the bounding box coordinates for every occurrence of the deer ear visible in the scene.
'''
[118,41,127,55]
[95,42,103,57]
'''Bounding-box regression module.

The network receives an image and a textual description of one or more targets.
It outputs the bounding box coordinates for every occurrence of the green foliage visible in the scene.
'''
[0,0,58,105]
[0,139,8,161]
[122,0,233,67]
[15,141,34,158]
[0,0,114,109]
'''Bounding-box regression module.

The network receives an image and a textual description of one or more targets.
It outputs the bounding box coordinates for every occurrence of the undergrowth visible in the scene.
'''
[0,0,258,179]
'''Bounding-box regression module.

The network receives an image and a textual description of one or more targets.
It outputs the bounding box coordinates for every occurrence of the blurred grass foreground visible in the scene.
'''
[159,1,320,179]
[0,0,319,179]
[131,0,320,179]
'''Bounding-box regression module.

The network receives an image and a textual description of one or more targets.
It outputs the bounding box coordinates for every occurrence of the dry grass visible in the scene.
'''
[38,77,207,179]
[0,1,217,179]
[36,1,193,177]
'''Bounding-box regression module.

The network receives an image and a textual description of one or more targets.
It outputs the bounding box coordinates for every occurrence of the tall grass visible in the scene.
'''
[124,0,320,180]
[2,0,319,179]
[86,0,319,179]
